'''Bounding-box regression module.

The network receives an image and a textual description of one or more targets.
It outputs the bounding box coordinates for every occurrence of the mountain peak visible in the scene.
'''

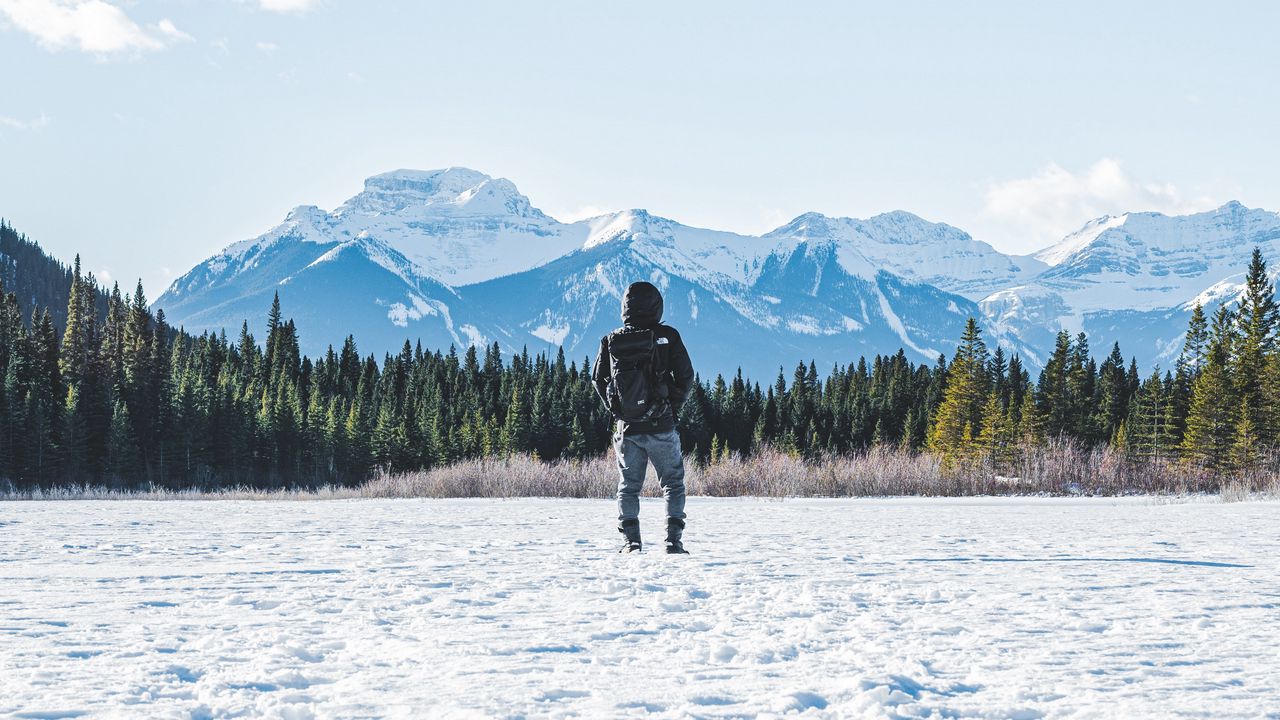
[766,212,834,239]
[1035,201,1277,268]
[283,204,326,222]
[340,167,544,219]
[583,209,671,248]
[364,167,492,192]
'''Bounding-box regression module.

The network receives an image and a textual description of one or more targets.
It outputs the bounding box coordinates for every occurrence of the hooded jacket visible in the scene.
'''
[593,281,694,434]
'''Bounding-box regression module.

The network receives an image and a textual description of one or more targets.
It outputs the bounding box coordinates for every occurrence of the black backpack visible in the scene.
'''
[606,327,666,422]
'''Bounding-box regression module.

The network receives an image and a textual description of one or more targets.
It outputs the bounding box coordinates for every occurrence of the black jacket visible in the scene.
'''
[593,282,694,434]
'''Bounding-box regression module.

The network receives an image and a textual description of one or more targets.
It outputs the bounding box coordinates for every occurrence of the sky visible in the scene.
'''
[1,0,1278,297]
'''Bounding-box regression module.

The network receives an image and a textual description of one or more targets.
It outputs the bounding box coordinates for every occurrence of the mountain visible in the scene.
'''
[984,201,1280,367]
[323,168,589,285]
[157,168,1040,378]
[760,211,1046,300]
[0,220,111,333]
[466,208,1020,378]
[155,168,1280,377]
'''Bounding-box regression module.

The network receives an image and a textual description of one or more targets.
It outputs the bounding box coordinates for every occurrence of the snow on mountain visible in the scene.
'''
[1032,213,1129,267]
[1029,201,1280,313]
[984,202,1280,368]
[162,168,587,301]
[160,171,1024,375]
[157,166,1280,376]
[456,208,1032,379]
[762,211,1047,300]
[329,169,589,285]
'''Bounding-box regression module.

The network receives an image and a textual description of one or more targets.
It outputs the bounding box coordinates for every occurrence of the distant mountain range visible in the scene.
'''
[155,168,1280,378]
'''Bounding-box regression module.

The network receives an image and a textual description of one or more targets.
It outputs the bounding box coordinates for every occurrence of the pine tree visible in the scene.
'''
[1094,343,1130,444]
[975,391,1014,473]
[1232,248,1279,451]
[1129,371,1169,463]
[1016,389,1044,450]
[503,386,532,455]
[1181,342,1236,471]
[1230,396,1263,475]
[106,401,141,486]
[928,318,989,465]
[1181,302,1209,375]
[1037,331,1074,438]
[1110,419,1130,456]
[564,415,588,459]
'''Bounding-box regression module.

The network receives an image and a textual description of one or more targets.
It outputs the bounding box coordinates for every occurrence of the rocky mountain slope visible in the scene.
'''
[156,168,1280,377]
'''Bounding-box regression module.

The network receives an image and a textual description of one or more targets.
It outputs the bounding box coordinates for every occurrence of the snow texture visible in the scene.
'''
[2,497,1278,718]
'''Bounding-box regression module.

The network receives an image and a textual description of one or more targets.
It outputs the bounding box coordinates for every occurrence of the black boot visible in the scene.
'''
[665,518,689,554]
[618,518,641,553]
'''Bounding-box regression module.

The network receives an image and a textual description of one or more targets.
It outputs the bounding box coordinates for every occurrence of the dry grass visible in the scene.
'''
[4,442,1277,501]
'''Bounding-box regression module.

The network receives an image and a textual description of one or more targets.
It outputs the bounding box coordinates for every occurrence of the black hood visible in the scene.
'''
[621,281,663,328]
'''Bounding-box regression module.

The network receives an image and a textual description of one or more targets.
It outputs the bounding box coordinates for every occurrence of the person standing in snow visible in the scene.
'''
[593,281,695,554]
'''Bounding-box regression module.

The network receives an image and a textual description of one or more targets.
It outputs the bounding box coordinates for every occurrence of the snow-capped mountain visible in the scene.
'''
[327,169,589,285]
[156,168,1280,377]
[1033,201,1280,311]
[465,207,1020,378]
[162,169,588,299]
[761,211,1046,300]
[985,202,1280,367]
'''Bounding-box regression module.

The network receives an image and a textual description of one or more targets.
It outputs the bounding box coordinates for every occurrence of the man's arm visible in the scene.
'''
[666,328,694,408]
[592,336,612,411]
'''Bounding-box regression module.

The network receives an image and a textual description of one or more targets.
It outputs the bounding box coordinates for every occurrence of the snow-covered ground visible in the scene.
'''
[2,497,1278,719]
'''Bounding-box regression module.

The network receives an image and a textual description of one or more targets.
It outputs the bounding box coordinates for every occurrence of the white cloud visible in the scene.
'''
[981,158,1218,251]
[153,18,191,43]
[259,0,320,13]
[0,112,50,130]
[256,40,277,52]
[0,0,191,56]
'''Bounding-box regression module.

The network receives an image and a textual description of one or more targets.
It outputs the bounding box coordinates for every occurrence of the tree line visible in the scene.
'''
[925,248,1280,477]
[0,218,1276,490]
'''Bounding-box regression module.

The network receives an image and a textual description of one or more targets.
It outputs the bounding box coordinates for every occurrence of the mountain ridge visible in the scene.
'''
[155,168,1279,377]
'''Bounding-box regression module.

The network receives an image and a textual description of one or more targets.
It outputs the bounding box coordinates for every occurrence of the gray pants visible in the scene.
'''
[614,428,687,522]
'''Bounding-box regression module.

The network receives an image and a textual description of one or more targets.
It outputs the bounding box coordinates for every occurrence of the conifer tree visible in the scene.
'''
[1181,326,1237,471]
[1037,331,1074,438]
[1128,371,1170,463]
[1232,248,1279,450]
[975,391,1014,473]
[928,318,989,464]
[1181,302,1209,375]
[1230,396,1263,474]
[502,386,532,455]
[564,415,588,459]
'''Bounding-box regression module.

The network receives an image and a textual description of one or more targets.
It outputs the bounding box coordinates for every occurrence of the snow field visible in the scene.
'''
[1,497,1278,718]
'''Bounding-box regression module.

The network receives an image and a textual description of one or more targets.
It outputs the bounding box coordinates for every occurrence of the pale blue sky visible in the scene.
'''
[1,1,1278,296]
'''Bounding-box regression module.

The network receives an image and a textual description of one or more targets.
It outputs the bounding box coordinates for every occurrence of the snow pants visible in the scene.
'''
[614,427,687,523]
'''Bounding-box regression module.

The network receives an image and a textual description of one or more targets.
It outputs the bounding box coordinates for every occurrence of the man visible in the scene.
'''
[593,281,695,554]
